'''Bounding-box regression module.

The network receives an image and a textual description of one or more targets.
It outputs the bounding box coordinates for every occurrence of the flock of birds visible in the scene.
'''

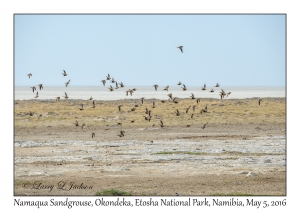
[25,46,263,139]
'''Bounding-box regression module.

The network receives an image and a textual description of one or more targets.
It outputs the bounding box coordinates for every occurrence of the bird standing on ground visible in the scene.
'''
[192,105,196,111]
[81,123,85,131]
[92,100,95,108]
[152,101,156,108]
[258,99,263,105]
[79,104,84,111]
[177,46,183,53]
[118,105,123,112]
[74,120,79,126]
[92,133,95,138]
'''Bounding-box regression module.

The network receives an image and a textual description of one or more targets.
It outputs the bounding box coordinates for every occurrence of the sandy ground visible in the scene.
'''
[14,98,286,196]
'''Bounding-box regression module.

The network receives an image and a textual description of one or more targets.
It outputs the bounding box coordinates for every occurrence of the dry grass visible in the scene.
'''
[14,98,285,128]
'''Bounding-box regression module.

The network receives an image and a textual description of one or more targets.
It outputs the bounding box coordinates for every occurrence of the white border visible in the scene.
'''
[2,0,297,209]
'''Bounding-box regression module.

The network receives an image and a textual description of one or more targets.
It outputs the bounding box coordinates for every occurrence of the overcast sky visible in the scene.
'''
[14,14,285,87]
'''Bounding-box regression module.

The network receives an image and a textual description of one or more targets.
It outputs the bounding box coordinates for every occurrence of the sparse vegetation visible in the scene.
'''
[95,189,132,196]
[14,98,286,128]
[211,192,267,196]
[152,151,281,156]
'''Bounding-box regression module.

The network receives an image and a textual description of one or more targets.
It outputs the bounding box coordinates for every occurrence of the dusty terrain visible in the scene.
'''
[14,97,286,196]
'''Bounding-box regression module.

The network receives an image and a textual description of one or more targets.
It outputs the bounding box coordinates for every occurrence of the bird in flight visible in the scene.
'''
[190,93,195,99]
[27,73,32,78]
[119,82,125,88]
[162,86,169,91]
[34,91,39,98]
[181,84,187,91]
[118,130,125,137]
[65,80,71,87]
[108,85,114,91]
[153,84,158,91]
[159,120,164,128]
[62,70,67,76]
[177,46,183,53]
[31,86,36,93]
[63,92,69,99]
[37,84,43,90]
[101,80,106,86]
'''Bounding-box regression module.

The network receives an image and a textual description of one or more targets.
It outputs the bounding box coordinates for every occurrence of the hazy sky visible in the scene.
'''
[14,14,285,87]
